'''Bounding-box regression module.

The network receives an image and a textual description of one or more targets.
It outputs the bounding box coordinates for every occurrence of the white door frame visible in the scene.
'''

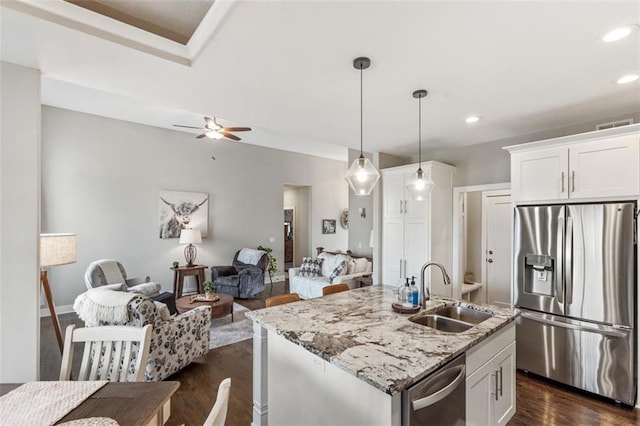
[452,183,510,299]
[481,190,511,306]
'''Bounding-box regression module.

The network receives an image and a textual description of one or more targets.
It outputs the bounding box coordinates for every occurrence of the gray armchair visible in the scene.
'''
[211,249,268,298]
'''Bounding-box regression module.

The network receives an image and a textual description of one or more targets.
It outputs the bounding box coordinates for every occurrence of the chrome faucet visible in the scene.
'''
[421,262,452,308]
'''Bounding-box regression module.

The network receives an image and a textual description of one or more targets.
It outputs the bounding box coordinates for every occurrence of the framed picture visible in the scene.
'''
[159,190,209,239]
[322,219,336,234]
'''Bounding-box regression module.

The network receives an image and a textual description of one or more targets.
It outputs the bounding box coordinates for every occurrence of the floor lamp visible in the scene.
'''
[40,233,77,354]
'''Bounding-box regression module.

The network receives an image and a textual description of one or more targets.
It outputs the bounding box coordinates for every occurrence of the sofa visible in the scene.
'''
[289,250,372,299]
[73,290,210,381]
[211,248,269,298]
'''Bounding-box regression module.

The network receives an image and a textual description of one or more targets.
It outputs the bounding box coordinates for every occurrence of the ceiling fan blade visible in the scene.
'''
[173,124,203,129]
[221,132,241,141]
[222,127,252,132]
[196,133,207,139]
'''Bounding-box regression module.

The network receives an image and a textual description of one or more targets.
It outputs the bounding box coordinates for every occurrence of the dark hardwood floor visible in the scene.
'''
[39,279,639,425]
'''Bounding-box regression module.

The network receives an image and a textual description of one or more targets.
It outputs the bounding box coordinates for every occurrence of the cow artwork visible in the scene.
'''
[159,191,209,239]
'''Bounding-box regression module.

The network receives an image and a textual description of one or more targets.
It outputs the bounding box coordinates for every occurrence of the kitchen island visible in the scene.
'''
[247,285,519,426]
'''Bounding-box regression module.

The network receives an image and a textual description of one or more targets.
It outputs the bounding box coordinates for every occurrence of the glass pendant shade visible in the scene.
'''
[406,168,434,201]
[345,155,380,196]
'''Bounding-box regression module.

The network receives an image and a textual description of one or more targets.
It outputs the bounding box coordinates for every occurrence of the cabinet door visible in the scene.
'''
[511,148,568,202]
[404,217,429,286]
[382,172,405,219]
[494,342,516,426]
[382,218,404,286]
[466,359,495,426]
[569,134,640,199]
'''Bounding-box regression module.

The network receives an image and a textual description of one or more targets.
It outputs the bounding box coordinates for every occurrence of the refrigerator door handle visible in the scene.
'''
[520,311,628,338]
[557,212,564,304]
[565,214,573,305]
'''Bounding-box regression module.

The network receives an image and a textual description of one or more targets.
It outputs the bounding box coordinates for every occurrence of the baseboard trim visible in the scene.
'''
[40,304,74,317]
[266,274,286,284]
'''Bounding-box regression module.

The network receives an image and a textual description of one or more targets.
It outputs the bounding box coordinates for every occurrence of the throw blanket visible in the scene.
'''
[238,248,265,265]
[73,289,137,327]
[99,260,125,284]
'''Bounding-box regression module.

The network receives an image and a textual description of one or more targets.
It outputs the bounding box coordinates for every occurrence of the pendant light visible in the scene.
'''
[406,89,435,200]
[344,57,380,196]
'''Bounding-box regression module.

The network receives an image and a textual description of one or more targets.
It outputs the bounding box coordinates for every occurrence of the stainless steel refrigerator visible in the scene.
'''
[514,202,637,405]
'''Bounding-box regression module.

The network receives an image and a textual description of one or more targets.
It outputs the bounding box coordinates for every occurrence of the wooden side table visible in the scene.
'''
[171,265,206,298]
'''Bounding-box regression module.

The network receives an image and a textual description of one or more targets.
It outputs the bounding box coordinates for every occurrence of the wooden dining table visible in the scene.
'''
[0,381,180,425]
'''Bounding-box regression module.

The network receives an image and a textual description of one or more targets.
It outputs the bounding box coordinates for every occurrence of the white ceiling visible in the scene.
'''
[2,1,639,161]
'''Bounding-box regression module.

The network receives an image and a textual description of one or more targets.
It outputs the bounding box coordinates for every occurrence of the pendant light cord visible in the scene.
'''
[360,65,364,157]
[418,95,422,169]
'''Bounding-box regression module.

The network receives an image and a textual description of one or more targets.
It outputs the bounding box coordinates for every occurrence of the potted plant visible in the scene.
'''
[257,245,278,282]
[172,261,179,268]
[203,280,216,299]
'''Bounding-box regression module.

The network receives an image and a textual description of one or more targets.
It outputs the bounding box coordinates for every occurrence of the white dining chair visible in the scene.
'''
[59,324,152,382]
[203,378,231,426]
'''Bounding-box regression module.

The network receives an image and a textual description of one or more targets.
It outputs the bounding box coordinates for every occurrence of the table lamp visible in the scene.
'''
[40,233,77,354]
[179,229,202,267]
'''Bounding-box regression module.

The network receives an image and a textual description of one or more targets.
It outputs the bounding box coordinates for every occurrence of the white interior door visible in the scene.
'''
[482,192,512,307]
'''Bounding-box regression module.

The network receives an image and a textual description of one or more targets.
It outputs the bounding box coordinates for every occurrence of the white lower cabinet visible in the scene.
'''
[466,324,516,426]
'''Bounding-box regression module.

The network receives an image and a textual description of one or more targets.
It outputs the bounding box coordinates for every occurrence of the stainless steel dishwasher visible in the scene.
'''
[402,353,466,426]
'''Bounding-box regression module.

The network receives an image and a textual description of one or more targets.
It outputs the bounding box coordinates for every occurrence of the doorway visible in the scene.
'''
[284,208,294,270]
[452,183,512,305]
[283,184,311,272]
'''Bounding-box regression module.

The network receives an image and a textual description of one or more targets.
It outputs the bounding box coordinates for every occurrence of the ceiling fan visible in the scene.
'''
[173,116,251,141]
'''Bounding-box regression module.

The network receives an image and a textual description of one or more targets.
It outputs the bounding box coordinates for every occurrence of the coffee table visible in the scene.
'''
[176,293,234,321]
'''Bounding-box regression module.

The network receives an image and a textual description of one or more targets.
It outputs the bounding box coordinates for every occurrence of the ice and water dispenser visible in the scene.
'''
[524,254,555,296]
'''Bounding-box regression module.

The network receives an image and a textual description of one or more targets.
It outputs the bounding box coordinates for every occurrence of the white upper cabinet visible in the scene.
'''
[507,127,640,204]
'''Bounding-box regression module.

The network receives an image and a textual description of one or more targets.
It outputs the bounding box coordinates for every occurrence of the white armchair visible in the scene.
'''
[289,251,372,299]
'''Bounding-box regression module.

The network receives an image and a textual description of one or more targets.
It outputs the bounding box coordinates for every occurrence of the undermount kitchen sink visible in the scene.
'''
[434,306,492,324]
[409,315,473,333]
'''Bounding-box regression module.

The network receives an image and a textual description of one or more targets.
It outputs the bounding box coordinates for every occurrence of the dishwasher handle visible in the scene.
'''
[411,364,466,411]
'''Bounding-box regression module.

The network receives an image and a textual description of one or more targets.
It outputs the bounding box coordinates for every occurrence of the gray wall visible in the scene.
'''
[421,113,640,187]
[42,106,348,307]
[347,148,374,257]
[1,61,41,381]
[283,186,311,267]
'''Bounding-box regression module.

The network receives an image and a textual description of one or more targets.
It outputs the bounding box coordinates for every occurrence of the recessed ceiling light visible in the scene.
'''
[465,116,480,124]
[617,74,639,85]
[603,25,636,43]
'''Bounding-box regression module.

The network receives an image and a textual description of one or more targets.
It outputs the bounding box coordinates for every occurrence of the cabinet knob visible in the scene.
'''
[487,259,494,263]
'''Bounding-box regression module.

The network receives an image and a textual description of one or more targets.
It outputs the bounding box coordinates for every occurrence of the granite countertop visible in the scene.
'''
[246,285,519,395]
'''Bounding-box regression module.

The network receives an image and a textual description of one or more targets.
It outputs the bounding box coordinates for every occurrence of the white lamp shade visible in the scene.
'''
[179,229,202,244]
[40,233,77,267]
[345,156,380,196]
[405,168,435,201]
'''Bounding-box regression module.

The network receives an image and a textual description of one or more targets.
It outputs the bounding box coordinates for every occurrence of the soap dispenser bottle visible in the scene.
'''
[401,278,412,307]
[410,276,419,307]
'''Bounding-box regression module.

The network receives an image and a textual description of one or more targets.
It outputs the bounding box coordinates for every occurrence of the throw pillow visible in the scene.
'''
[329,260,347,281]
[353,257,371,273]
[299,257,323,277]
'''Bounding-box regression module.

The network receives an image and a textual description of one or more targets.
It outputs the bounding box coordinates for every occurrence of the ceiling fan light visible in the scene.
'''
[206,131,223,139]
[345,155,380,196]
[406,168,434,201]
